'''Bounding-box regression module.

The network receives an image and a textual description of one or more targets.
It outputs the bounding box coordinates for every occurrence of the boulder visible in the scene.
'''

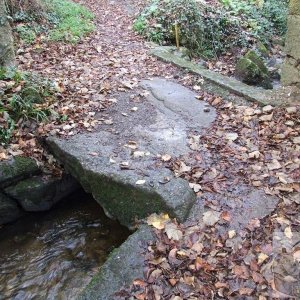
[4,174,80,211]
[0,192,22,225]
[0,156,40,188]
[236,50,272,89]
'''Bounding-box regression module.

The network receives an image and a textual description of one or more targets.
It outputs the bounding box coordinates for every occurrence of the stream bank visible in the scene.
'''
[0,189,130,300]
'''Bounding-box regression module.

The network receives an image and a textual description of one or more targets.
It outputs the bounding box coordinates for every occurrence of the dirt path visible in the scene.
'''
[17,0,300,298]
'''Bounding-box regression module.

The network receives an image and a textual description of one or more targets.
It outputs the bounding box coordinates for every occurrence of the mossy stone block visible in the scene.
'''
[5,174,79,211]
[245,50,269,74]
[78,225,154,300]
[0,156,40,188]
[236,51,272,89]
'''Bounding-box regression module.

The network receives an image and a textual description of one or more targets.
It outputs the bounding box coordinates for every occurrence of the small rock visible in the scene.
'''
[203,107,210,112]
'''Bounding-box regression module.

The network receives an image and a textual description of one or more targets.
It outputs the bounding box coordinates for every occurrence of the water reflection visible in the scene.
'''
[0,190,130,300]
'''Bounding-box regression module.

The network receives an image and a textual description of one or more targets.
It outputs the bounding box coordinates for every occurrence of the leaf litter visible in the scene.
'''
[1,0,299,298]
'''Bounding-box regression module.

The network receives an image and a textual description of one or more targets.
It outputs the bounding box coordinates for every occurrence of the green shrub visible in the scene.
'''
[134,0,248,58]
[134,0,288,58]
[218,0,288,40]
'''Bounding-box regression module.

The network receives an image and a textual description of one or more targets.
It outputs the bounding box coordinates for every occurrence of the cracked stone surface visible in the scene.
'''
[47,78,216,227]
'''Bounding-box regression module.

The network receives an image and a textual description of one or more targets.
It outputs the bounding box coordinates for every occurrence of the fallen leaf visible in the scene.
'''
[258,253,268,265]
[147,213,170,230]
[165,223,183,241]
[267,159,282,171]
[284,226,293,239]
[228,230,236,239]
[203,210,221,226]
[233,264,250,279]
[225,132,238,141]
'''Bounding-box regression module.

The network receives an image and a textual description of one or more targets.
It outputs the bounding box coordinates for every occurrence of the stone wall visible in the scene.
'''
[282,0,300,88]
[0,157,80,225]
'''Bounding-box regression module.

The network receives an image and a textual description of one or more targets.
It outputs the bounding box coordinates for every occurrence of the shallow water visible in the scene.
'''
[0,190,130,300]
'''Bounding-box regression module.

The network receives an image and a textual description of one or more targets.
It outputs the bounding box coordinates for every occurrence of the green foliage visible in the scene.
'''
[15,25,37,45]
[218,0,288,39]
[135,0,288,58]
[134,0,248,58]
[0,68,55,145]
[46,0,95,42]
[9,0,95,44]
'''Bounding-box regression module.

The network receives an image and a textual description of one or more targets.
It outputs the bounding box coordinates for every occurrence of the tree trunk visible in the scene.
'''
[0,0,15,67]
[281,0,300,88]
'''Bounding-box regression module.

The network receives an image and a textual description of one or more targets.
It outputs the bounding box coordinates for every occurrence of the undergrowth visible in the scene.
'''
[0,68,56,145]
[134,0,288,58]
[6,0,95,44]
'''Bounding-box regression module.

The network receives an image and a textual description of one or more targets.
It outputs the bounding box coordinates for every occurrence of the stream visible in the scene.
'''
[0,189,130,300]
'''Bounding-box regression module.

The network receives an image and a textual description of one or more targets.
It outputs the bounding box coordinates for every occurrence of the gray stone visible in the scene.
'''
[188,184,279,231]
[0,192,22,225]
[78,225,154,300]
[289,0,300,16]
[282,57,300,88]
[4,174,80,211]
[150,46,276,106]
[0,0,15,67]
[236,51,272,89]
[285,16,300,59]
[0,156,40,188]
[47,79,216,227]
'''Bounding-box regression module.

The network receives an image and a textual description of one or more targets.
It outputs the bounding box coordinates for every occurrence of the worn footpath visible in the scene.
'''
[11,0,300,299]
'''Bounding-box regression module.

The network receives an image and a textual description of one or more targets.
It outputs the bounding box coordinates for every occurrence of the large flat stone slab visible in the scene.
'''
[78,225,154,300]
[47,79,216,227]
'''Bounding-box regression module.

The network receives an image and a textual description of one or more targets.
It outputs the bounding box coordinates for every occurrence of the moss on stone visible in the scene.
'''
[257,41,269,57]
[78,225,154,300]
[236,52,272,89]
[0,156,40,188]
[0,192,22,225]
[289,0,300,15]
[236,57,261,82]
[65,156,176,227]
[245,50,269,74]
